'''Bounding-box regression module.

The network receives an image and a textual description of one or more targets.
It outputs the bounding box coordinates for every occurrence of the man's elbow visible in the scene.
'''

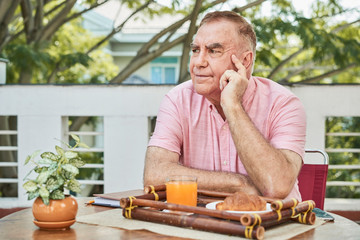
[261,184,292,199]
[143,176,151,187]
[143,168,153,187]
[143,167,164,187]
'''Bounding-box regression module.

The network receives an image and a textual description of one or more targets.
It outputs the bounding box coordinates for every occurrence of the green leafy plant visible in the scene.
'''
[23,134,88,205]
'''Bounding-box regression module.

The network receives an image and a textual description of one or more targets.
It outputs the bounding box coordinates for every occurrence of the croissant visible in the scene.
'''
[216,192,266,211]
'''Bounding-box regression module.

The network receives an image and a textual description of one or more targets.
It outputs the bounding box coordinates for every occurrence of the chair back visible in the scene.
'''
[298,149,329,210]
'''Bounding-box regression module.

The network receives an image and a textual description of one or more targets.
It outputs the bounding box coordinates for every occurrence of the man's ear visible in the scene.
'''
[241,51,253,70]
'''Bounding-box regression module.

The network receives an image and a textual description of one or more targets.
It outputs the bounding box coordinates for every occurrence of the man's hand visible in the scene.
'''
[219,54,249,108]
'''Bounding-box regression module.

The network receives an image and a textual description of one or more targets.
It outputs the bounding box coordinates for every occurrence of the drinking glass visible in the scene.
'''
[165,175,197,207]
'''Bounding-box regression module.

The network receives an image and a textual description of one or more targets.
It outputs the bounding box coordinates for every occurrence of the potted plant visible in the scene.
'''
[23,134,88,229]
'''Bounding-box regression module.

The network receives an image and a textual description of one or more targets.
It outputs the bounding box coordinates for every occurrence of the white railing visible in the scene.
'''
[0,84,360,207]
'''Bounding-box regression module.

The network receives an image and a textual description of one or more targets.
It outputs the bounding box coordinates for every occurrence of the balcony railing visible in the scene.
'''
[0,84,359,208]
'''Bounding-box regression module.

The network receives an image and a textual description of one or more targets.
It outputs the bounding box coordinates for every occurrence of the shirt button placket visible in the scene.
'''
[220,123,229,170]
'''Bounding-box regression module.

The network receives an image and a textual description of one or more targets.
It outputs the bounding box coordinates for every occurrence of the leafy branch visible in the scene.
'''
[23,134,89,205]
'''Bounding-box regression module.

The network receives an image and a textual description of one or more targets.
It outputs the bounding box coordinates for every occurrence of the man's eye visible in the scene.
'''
[192,49,199,53]
[209,49,222,57]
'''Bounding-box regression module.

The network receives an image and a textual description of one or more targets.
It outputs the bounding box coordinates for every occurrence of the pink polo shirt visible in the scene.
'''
[148,76,306,200]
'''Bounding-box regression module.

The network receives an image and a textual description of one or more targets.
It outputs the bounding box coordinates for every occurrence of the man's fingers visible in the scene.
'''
[231,54,246,74]
[219,70,236,90]
[220,55,248,91]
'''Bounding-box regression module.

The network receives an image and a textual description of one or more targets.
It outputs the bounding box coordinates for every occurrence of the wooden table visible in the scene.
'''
[1,197,359,240]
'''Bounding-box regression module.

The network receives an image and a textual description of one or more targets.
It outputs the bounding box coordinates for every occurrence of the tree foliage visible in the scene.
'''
[0,0,120,84]
[237,0,360,84]
[0,0,358,84]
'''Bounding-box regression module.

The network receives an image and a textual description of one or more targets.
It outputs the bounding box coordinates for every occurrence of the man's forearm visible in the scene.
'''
[143,146,260,194]
[224,103,301,198]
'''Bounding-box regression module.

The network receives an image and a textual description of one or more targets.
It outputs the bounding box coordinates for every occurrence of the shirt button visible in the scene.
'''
[223,160,227,165]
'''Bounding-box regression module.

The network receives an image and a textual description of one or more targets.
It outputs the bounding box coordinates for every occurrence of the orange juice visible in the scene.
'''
[166,176,197,206]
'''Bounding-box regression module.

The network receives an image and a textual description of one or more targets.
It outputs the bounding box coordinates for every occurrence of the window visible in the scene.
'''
[150,57,178,84]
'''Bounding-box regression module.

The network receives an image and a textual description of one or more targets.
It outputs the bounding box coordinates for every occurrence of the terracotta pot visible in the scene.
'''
[32,195,78,222]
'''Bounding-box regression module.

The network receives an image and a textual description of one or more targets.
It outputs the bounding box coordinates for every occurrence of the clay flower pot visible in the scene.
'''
[32,195,78,230]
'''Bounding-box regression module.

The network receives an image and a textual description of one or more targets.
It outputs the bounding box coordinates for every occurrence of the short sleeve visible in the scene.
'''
[148,93,183,155]
[269,95,307,159]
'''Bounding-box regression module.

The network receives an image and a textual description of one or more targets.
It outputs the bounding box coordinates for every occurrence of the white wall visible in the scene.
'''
[290,85,360,151]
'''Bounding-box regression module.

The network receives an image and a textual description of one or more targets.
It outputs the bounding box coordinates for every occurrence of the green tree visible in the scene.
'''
[0,0,120,84]
[1,1,358,84]
[237,0,360,84]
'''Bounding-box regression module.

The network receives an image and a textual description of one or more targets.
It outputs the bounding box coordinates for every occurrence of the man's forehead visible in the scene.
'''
[193,22,238,47]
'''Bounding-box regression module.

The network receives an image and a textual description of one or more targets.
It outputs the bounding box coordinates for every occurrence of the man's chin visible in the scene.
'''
[193,85,211,97]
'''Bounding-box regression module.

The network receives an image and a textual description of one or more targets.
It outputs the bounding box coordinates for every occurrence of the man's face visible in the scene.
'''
[189,20,245,103]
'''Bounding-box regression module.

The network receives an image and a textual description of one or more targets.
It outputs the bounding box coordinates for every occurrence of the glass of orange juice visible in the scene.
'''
[166,175,197,207]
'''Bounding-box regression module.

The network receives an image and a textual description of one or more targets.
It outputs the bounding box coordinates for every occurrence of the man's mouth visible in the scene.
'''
[195,74,211,78]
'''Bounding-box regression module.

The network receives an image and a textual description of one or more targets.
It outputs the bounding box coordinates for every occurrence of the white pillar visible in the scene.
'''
[103,116,149,193]
[0,58,8,84]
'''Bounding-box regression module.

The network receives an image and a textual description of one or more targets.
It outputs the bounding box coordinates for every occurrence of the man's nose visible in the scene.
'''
[194,51,208,68]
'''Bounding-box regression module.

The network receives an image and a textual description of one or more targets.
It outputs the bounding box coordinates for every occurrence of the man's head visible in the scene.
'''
[189,11,257,104]
[199,11,257,55]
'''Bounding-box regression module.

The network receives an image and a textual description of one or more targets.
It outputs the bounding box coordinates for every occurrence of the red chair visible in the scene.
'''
[298,149,329,210]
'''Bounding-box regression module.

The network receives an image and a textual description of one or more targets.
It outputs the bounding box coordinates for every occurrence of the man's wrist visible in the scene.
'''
[223,100,244,120]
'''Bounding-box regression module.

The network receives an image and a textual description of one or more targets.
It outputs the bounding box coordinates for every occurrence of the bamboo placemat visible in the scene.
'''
[77,209,325,240]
